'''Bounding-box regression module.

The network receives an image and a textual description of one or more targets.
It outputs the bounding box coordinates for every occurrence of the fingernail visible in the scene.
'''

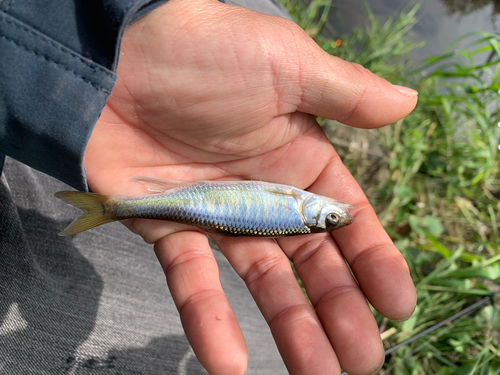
[392,84,418,97]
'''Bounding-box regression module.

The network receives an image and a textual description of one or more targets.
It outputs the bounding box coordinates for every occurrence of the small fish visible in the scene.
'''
[55,177,354,237]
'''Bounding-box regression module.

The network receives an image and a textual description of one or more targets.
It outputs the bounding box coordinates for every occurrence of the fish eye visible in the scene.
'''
[326,213,339,227]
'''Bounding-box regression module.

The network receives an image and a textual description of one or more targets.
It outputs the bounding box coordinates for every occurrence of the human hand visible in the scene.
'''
[84,0,418,374]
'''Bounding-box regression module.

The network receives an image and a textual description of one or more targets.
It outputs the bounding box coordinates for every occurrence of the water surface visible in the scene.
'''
[326,0,500,60]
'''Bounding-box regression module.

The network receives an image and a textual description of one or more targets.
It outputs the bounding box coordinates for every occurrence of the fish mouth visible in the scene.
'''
[344,213,354,226]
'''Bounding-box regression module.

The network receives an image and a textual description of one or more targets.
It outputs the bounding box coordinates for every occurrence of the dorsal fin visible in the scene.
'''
[125,177,195,193]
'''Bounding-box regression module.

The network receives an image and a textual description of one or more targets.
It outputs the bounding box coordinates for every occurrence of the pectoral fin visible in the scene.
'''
[263,187,302,200]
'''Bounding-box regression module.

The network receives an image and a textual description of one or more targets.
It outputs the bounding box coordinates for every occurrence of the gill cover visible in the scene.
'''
[301,194,354,231]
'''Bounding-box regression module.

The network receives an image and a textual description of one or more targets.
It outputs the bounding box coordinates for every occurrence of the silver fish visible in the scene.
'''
[55,177,354,236]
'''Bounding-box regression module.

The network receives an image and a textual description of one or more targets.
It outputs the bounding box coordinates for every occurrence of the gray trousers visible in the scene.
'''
[0,2,291,374]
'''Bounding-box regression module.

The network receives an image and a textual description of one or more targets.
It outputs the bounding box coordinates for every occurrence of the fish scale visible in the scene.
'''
[55,178,354,237]
[112,181,309,236]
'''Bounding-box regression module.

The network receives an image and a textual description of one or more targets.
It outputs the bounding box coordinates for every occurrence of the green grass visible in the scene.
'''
[280,1,500,374]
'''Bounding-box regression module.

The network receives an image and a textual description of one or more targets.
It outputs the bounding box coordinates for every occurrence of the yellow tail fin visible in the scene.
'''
[54,191,116,235]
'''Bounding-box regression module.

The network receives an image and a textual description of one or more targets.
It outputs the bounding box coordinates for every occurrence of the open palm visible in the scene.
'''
[84,1,418,374]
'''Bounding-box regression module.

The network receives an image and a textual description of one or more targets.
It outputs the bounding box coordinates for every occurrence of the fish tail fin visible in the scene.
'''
[54,191,115,235]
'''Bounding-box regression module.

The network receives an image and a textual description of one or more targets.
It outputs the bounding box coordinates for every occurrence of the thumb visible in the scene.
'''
[273,24,418,128]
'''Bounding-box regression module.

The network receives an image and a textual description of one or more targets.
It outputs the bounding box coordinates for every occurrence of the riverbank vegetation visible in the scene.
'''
[280,1,500,373]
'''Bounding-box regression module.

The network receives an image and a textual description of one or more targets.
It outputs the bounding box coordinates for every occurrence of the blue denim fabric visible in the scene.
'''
[0,0,167,191]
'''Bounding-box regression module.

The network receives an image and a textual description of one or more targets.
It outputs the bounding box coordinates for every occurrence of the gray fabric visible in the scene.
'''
[224,0,293,20]
[0,157,287,374]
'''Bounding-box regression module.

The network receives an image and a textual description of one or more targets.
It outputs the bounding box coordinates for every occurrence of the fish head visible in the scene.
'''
[301,194,354,232]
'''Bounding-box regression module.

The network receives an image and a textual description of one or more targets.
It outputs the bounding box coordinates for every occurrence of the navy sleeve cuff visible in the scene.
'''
[0,1,167,191]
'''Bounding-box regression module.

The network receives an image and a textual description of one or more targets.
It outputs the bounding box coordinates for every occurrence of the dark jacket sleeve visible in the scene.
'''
[0,0,168,191]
